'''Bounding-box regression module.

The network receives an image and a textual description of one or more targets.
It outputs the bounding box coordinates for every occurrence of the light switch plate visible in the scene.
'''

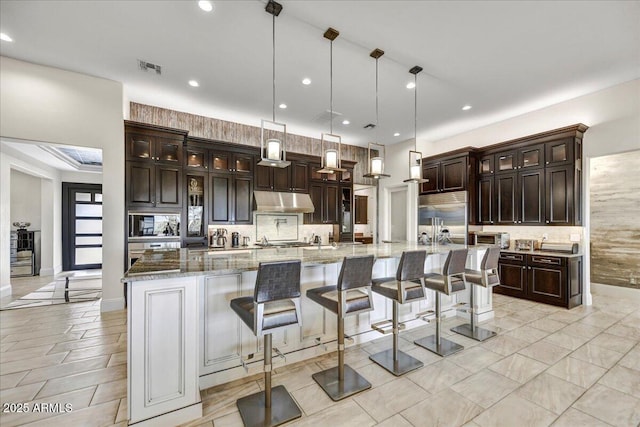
[570,233,581,242]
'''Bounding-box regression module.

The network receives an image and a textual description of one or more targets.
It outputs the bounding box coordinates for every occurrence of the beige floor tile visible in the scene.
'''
[315,348,372,371]
[407,359,472,393]
[551,408,611,427]
[578,312,623,329]
[528,318,567,333]
[351,360,397,388]
[1,326,75,343]
[449,346,504,373]
[290,382,340,416]
[211,410,243,427]
[546,310,587,324]
[618,345,640,371]
[114,397,127,424]
[484,316,525,331]
[547,356,607,388]
[559,322,605,340]
[36,365,126,398]
[21,399,119,427]
[82,324,127,338]
[0,386,96,427]
[401,388,483,427]
[480,334,528,356]
[473,394,557,427]
[605,323,640,340]
[107,351,127,367]
[201,380,261,420]
[257,362,319,392]
[1,352,68,375]
[20,355,110,385]
[573,384,640,427]
[598,365,640,399]
[444,331,485,349]
[353,377,429,422]
[374,414,412,427]
[542,331,590,351]
[91,378,127,405]
[361,335,416,356]
[518,341,571,365]
[63,341,127,363]
[67,317,126,332]
[504,325,550,344]
[0,341,16,353]
[450,370,519,408]
[589,332,637,354]
[488,353,548,383]
[571,343,623,369]
[48,333,121,354]
[0,371,28,390]
[403,346,448,366]
[509,308,547,323]
[8,331,85,351]
[0,381,44,405]
[0,344,55,364]
[516,372,585,415]
[290,400,375,427]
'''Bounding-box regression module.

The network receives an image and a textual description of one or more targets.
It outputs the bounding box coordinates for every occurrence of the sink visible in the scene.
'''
[302,245,338,251]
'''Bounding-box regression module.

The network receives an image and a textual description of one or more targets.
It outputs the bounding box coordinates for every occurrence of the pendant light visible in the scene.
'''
[403,66,427,183]
[258,0,290,168]
[363,48,390,179]
[318,27,346,174]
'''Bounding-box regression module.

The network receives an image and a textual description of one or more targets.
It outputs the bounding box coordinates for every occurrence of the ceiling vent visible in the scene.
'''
[312,109,343,124]
[364,123,376,129]
[138,59,162,75]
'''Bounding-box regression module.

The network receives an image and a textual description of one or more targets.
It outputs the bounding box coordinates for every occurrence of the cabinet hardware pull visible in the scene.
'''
[546,220,550,223]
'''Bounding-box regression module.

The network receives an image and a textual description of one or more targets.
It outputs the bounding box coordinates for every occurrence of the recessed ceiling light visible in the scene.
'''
[342,120,350,125]
[188,80,199,87]
[394,132,400,137]
[406,82,416,89]
[0,33,13,42]
[302,78,311,85]
[198,1,214,12]
[279,103,287,109]
[462,105,472,111]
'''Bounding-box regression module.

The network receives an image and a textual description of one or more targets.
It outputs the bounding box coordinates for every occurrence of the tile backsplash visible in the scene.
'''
[482,225,583,247]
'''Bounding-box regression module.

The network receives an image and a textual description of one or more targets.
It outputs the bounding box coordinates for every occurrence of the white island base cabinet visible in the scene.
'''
[128,276,202,426]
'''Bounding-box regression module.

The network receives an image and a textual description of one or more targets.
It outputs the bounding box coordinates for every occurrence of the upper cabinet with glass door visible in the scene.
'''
[125,122,187,165]
[545,138,574,167]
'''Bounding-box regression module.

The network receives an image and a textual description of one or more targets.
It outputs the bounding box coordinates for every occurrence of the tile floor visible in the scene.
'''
[1,287,639,427]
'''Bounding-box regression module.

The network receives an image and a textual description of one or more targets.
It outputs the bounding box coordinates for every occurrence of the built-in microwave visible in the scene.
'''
[128,213,180,238]
[474,232,510,249]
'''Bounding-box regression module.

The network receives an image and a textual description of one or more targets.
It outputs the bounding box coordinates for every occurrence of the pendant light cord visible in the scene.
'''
[414,72,418,150]
[330,39,333,135]
[272,12,276,123]
[375,57,379,142]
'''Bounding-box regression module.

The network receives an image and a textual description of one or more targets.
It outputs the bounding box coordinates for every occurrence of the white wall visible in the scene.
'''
[0,57,124,311]
[384,78,640,304]
[11,169,42,230]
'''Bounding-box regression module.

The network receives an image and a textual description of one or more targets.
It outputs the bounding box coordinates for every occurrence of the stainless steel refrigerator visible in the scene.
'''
[418,191,468,245]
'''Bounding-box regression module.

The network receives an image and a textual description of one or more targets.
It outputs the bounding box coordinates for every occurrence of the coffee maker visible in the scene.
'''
[231,232,240,248]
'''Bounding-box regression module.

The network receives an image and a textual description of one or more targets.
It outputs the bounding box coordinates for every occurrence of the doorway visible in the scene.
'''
[62,183,103,271]
[389,187,408,242]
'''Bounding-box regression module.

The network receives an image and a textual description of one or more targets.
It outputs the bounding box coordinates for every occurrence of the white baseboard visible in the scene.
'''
[101,297,125,312]
[0,284,11,298]
[591,282,640,302]
[39,267,55,276]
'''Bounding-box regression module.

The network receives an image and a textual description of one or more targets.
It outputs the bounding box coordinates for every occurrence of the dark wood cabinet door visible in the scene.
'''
[441,157,467,192]
[520,170,544,224]
[496,261,527,298]
[273,167,291,192]
[421,163,440,194]
[478,176,494,225]
[518,143,544,170]
[184,172,207,239]
[527,255,565,306]
[210,174,232,223]
[546,165,573,225]
[254,164,273,191]
[126,133,154,161]
[155,138,182,165]
[233,154,253,174]
[210,151,231,173]
[355,195,368,224]
[126,161,155,208]
[291,163,309,192]
[325,185,339,224]
[305,184,324,224]
[233,177,252,223]
[495,150,517,174]
[479,155,495,175]
[185,147,208,171]
[545,138,574,167]
[495,173,517,224]
[155,165,182,208]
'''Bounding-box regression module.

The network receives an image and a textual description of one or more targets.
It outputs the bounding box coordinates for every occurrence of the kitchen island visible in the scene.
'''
[122,242,495,425]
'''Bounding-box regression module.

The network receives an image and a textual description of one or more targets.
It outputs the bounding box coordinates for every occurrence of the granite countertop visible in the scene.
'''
[123,242,477,282]
[500,247,583,258]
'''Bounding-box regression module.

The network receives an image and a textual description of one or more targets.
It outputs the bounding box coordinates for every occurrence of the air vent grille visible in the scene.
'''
[364,123,376,129]
[138,60,162,75]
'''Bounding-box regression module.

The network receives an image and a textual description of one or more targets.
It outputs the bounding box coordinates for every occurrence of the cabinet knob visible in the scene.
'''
[528,266,532,270]
[490,221,494,224]
[546,161,549,165]
[546,220,550,224]
[518,221,522,224]
[514,221,517,224]
[522,266,526,270]
[490,170,494,174]
[518,166,521,169]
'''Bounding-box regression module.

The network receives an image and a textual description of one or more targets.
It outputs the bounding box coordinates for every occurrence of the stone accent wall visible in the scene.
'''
[590,150,640,288]
[129,103,377,186]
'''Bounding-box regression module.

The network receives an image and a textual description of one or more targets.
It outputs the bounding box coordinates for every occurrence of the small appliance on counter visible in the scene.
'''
[242,236,251,247]
[473,231,510,249]
[538,242,580,254]
[210,228,228,248]
[514,239,540,251]
[231,232,240,248]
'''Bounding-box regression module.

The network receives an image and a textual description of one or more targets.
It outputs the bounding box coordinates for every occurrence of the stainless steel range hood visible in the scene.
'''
[253,191,315,213]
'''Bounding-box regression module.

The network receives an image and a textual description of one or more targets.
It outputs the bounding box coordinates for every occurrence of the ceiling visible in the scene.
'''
[1,139,102,172]
[1,1,639,147]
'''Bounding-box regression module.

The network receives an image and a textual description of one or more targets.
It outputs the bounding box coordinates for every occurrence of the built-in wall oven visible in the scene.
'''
[127,240,180,268]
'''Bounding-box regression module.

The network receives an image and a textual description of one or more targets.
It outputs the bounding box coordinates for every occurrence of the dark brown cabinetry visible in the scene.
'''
[355,195,368,225]
[255,159,309,193]
[495,252,582,308]
[184,172,208,248]
[305,183,338,225]
[420,156,467,194]
[209,170,253,225]
[126,133,183,165]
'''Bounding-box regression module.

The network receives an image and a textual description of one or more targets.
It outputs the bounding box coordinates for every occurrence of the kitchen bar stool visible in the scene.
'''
[369,250,427,376]
[415,249,468,357]
[230,260,303,427]
[306,255,375,400]
[450,247,500,341]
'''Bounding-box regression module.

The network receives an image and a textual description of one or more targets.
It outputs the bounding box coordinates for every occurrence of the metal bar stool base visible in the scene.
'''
[450,323,497,342]
[369,349,424,376]
[236,385,301,427]
[414,335,464,357]
[312,365,372,401]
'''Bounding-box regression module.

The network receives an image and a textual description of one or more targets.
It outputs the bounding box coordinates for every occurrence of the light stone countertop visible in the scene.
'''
[123,242,478,282]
